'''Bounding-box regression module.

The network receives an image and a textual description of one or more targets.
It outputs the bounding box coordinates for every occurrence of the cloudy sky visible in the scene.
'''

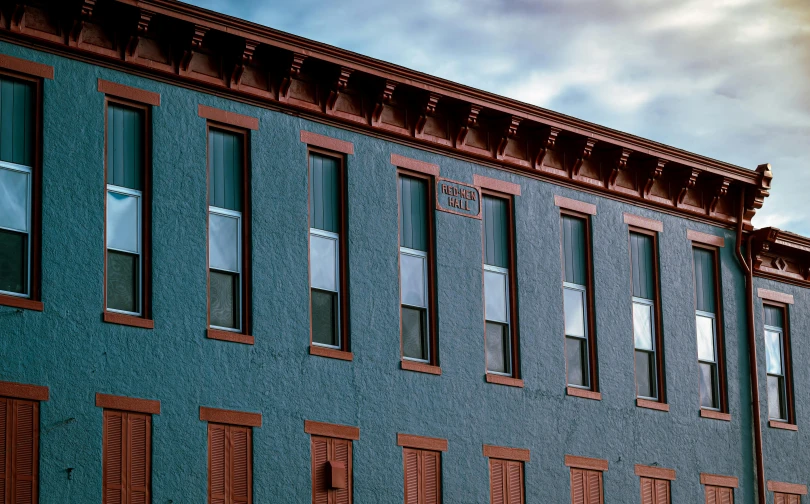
[187,0,810,235]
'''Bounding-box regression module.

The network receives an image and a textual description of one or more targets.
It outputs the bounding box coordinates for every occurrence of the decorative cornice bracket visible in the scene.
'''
[571,137,597,178]
[415,92,441,135]
[534,126,560,168]
[126,9,156,57]
[70,0,97,42]
[455,104,482,147]
[279,52,307,99]
[326,66,353,111]
[643,158,667,198]
[372,79,397,124]
[607,147,632,189]
[180,24,209,72]
[496,115,522,159]
[676,167,701,207]
[230,39,260,88]
[709,176,732,215]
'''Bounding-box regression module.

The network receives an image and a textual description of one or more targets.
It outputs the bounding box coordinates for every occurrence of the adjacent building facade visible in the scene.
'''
[0,1,808,503]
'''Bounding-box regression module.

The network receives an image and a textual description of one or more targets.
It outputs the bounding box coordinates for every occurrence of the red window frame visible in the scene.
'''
[204,121,253,345]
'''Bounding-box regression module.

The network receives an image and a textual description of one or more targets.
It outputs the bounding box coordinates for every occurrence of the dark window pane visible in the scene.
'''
[311,289,338,346]
[566,337,590,387]
[0,229,26,295]
[210,269,239,329]
[699,362,717,409]
[486,322,510,374]
[635,350,656,399]
[107,250,138,313]
[768,375,785,420]
[402,306,428,361]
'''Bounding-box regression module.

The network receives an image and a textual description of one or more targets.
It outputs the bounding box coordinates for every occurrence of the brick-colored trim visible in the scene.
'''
[300,130,354,154]
[98,79,160,106]
[767,481,808,495]
[636,398,670,412]
[634,464,676,481]
[198,104,259,130]
[397,433,448,452]
[0,54,53,79]
[757,288,795,305]
[103,311,155,329]
[96,393,160,415]
[700,473,738,488]
[310,345,353,361]
[686,229,725,247]
[304,420,360,440]
[566,387,602,401]
[0,380,49,401]
[200,406,262,427]
[565,455,608,472]
[769,420,798,431]
[483,445,530,462]
[207,329,255,345]
[624,212,663,232]
[554,195,597,215]
[700,409,731,421]
[391,153,439,177]
[400,360,441,375]
[485,374,524,388]
[0,294,43,311]
[473,174,521,196]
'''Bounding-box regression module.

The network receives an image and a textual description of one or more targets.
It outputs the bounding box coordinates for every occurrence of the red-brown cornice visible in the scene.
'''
[751,227,810,288]
[0,0,774,229]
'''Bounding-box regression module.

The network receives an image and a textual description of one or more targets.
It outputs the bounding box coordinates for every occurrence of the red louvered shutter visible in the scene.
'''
[653,479,669,504]
[640,477,653,504]
[404,448,419,504]
[705,486,716,504]
[422,450,440,504]
[230,426,252,504]
[490,459,505,504]
[774,494,785,504]
[128,413,150,504]
[104,410,126,504]
[0,398,7,504]
[209,424,227,504]
[571,468,585,504]
[333,439,351,504]
[719,486,733,504]
[585,470,602,504]
[506,461,523,504]
[13,400,36,504]
[312,437,329,504]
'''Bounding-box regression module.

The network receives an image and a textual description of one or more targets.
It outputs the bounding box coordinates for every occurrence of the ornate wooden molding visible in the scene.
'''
[607,147,632,189]
[643,158,666,199]
[125,8,156,58]
[372,79,396,124]
[675,167,701,207]
[534,126,560,168]
[179,24,208,72]
[414,91,440,136]
[70,0,97,43]
[751,227,810,287]
[455,103,482,148]
[230,39,259,88]
[496,115,521,160]
[571,137,597,178]
[279,51,306,99]
[326,66,353,111]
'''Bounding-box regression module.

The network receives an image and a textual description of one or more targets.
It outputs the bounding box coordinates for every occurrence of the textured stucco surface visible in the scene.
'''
[0,39,804,503]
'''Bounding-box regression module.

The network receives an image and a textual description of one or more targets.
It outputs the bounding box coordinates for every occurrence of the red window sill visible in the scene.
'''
[567,386,602,400]
[700,409,731,421]
[0,294,43,311]
[485,374,524,388]
[103,312,154,329]
[769,420,798,431]
[636,398,669,412]
[207,329,254,345]
[400,360,441,375]
[310,345,353,361]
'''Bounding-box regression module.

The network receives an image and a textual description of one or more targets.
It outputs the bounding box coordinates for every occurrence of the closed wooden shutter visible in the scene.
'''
[208,423,252,504]
[311,436,353,504]
[489,459,523,504]
[401,448,441,504]
[423,450,440,504]
[705,485,734,504]
[571,468,603,504]
[404,448,419,504]
[640,477,670,504]
[0,399,38,504]
[0,398,6,503]
[773,493,801,504]
[103,410,152,504]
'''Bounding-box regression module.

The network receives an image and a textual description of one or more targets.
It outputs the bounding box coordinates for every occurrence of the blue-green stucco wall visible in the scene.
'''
[2,39,804,503]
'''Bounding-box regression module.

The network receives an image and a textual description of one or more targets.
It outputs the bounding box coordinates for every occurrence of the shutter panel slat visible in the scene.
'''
[312,437,329,504]
[654,479,669,504]
[334,439,351,504]
[719,487,733,504]
[489,459,504,504]
[0,398,7,504]
[705,486,716,504]
[209,424,227,504]
[231,426,251,504]
[103,410,125,504]
[506,461,522,504]
[640,477,653,504]
[774,494,786,504]
[586,470,602,504]
[423,450,440,504]
[404,448,419,504]
[571,469,584,504]
[128,413,150,504]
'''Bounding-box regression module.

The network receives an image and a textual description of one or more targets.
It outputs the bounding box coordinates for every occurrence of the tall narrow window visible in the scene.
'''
[764,304,793,423]
[208,422,252,504]
[102,410,152,504]
[105,102,149,318]
[207,127,250,334]
[561,213,596,390]
[483,194,517,377]
[629,230,664,402]
[399,174,435,363]
[0,76,36,302]
[0,396,39,504]
[692,246,725,411]
[309,152,347,351]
